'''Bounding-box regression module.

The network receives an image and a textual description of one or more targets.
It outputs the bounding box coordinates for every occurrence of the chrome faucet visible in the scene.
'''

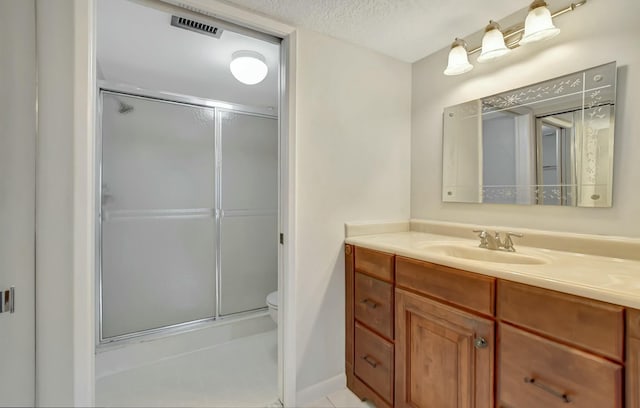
[473,230,523,252]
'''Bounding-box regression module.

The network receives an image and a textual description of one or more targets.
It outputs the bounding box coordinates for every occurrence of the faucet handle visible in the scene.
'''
[473,229,488,248]
[503,232,523,252]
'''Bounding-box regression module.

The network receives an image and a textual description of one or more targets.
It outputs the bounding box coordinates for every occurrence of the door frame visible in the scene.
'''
[71,0,297,405]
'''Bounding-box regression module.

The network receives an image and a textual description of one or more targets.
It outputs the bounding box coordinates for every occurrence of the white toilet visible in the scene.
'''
[266,291,278,324]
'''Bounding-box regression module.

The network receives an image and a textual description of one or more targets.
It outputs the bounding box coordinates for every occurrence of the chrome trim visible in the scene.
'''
[214,107,222,320]
[98,80,278,118]
[96,91,104,345]
[97,307,270,346]
[102,208,214,221]
[223,209,277,217]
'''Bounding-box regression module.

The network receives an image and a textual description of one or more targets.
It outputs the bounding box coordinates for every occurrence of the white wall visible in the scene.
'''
[0,1,36,405]
[294,28,411,393]
[35,0,75,405]
[411,0,640,237]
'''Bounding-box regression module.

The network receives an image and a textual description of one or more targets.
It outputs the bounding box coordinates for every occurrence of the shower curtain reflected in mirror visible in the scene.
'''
[99,91,277,341]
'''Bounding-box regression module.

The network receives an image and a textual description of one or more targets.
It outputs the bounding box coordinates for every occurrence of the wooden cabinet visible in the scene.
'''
[396,256,495,316]
[354,272,394,339]
[346,244,395,408]
[497,280,624,361]
[497,280,624,407]
[627,309,640,408]
[354,322,394,403]
[346,244,635,408]
[498,323,623,408]
[395,289,494,408]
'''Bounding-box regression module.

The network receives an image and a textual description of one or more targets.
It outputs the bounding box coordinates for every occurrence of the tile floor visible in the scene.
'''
[304,389,376,408]
[96,330,278,407]
[97,327,374,408]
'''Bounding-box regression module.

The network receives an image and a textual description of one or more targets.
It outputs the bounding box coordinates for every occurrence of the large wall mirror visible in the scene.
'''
[442,62,616,207]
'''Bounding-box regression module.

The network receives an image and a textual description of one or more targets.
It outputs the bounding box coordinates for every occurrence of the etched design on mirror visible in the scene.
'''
[577,71,615,206]
[442,62,616,208]
[482,75,583,113]
[481,186,574,203]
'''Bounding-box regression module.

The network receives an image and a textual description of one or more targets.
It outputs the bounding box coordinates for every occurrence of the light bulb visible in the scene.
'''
[230,51,268,85]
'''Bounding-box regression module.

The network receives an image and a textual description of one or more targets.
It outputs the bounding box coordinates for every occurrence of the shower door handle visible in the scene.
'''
[0,287,15,314]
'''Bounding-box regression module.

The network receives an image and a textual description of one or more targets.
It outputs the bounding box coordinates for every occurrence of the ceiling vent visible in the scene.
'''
[170,16,223,39]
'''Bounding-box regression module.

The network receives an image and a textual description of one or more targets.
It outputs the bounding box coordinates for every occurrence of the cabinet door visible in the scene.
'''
[395,289,494,408]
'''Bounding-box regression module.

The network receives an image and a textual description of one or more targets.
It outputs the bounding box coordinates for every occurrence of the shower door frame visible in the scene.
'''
[95,81,278,345]
[68,0,297,405]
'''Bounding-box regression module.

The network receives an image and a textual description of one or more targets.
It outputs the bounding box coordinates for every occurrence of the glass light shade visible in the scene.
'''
[477,26,510,63]
[229,51,268,85]
[520,4,560,44]
[444,44,473,76]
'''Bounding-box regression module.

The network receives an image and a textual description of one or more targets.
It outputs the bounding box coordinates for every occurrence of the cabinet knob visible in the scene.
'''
[474,337,488,349]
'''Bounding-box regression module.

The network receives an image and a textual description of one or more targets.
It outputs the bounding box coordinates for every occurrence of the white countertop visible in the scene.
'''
[346,230,640,309]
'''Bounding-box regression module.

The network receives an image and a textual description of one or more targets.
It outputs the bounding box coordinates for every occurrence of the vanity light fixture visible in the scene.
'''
[477,21,510,63]
[230,51,268,85]
[443,38,474,76]
[520,0,561,44]
[443,0,587,76]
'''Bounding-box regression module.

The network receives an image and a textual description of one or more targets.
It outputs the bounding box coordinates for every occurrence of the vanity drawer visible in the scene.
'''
[395,256,495,316]
[355,272,393,339]
[497,280,624,361]
[354,322,394,404]
[355,246,394,282]
[498,323,623,408]
[628,308,640,339]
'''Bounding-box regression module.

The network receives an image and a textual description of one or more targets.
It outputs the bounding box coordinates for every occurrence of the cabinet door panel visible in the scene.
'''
[395,289,494,408]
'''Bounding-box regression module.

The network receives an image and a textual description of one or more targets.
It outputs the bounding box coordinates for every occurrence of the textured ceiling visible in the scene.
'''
[221,0,532,62]
[98,0,279,109]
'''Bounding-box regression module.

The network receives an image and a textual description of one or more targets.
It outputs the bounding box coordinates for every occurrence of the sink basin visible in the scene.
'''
[420,243,549,265]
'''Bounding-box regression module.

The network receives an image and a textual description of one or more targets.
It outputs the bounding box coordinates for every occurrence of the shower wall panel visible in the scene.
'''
[101,93,216,339]
[219,112,278,315]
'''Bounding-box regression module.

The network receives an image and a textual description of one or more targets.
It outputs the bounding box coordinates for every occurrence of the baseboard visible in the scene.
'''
[295,373,346,407]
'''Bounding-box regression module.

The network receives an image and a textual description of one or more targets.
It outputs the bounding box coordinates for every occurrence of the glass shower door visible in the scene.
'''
[218,111,278,315]
[100,92,216,340]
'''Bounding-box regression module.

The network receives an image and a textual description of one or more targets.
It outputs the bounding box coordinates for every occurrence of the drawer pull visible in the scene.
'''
[361,298,379,309]
[524,377,571,403]
[362,355,378,368]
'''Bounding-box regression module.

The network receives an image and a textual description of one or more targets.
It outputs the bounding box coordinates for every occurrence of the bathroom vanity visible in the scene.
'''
[344,221,640,408]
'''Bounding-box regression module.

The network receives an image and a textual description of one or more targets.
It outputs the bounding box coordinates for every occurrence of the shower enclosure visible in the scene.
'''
[97,85,278,343]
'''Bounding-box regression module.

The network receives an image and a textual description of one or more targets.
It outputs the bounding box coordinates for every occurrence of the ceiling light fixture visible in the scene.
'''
[444,38,474,76]
[477,21,510,63]
[230,51,268,85]
[443,0,586,76]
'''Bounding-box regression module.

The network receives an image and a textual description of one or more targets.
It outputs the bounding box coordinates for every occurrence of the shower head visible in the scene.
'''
[118,101,134,114]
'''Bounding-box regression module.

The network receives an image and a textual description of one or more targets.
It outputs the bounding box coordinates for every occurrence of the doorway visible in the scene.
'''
[94,0,287,406]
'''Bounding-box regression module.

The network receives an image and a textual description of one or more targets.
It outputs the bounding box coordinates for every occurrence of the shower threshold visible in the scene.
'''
[97,307,271,350]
